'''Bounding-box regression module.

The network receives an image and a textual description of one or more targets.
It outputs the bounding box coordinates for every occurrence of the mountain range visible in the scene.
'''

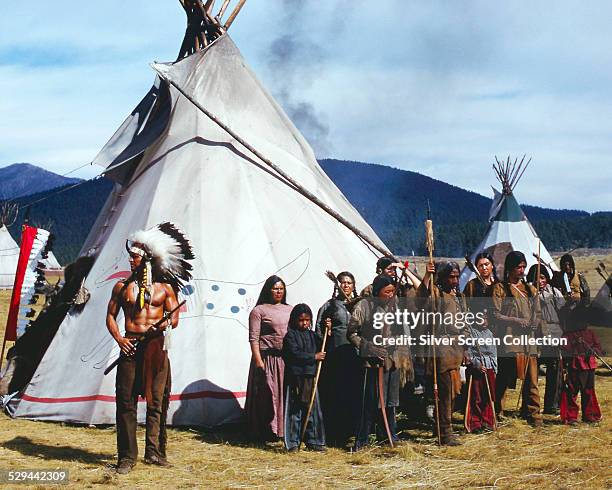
[0,163,81,200]
[1,161,610,264]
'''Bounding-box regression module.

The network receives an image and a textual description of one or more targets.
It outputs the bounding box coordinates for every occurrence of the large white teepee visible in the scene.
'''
[0,225,20,289]
[12,28,389,425]
[459,157,558,290]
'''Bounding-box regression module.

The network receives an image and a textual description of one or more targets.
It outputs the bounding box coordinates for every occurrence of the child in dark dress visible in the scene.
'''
[282,304,326,451]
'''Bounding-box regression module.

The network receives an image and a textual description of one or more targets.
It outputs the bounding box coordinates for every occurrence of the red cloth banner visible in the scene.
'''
[4,225,38,342]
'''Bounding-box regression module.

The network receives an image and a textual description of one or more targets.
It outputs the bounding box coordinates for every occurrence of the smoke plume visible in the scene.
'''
[266,2,334,157]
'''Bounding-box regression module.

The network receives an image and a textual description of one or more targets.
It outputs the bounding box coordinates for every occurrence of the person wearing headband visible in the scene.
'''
[491,251,543,427]
[417,261,466,446]
[360,256,421,298]
[107,223,193,474]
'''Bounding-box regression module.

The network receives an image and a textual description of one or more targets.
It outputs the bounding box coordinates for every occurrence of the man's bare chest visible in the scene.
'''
[121,282,166,309]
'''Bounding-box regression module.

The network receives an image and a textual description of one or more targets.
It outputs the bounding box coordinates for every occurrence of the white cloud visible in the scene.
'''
[1,0,610,211]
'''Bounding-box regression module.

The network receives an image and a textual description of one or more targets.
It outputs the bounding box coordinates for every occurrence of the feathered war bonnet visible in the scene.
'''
[126,222,195,309]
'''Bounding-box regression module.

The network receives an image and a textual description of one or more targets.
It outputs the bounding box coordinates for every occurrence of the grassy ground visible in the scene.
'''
[0,257,610,488]
[0,378,609,488]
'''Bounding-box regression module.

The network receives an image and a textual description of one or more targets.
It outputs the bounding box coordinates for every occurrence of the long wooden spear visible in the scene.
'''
[517,239,541,412]
[378,365,394,447]
[298,321,329,450]
[297,271,344,450]
[425,203,441,445]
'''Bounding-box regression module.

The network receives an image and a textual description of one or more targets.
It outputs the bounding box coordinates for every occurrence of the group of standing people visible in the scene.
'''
[245,272,363,451]
[469,251,603,428]
[245,251,605,451]
[98,223,605,474]
[102,222,606,475]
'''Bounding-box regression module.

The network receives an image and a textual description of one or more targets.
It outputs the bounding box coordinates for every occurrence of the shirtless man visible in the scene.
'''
[106,223,193,474]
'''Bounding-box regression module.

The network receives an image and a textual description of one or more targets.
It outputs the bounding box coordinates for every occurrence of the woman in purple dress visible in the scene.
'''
[245,275,293,441]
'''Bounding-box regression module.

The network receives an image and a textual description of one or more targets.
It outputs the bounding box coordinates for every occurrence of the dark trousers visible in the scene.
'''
[319,345,362,447]
[542,356,561,412]
[436,370,455,440]
[115,349,171,463]
[496,355,541,421]
[283,384,325,449]
[560,369,601,423]
[355,367,398,448]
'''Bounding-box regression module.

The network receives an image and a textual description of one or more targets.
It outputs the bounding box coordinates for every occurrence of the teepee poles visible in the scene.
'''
[0,201,18,228]
[224,0,247,29]
[154,71,392,258]
[204,0,216,13]
[216,0,231,20]
[493,155,532,195]
[177,0,246,58]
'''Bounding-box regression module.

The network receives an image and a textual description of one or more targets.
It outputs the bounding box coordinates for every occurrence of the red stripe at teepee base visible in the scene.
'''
[4,225,38,342]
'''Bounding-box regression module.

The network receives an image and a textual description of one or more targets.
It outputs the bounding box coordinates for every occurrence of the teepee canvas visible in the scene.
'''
[459,157,558,290]
[0,225,20,289]
[41,251,62,271]
[591,264,612,325]
[0,225,61,290]
[593,281,611,312]
[12,3,389,427]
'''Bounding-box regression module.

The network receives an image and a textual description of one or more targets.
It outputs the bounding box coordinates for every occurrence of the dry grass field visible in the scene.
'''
[0,255,610,488]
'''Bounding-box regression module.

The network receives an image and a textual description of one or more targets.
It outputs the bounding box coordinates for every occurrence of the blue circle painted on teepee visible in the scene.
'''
[211,285,220,291]
[182,285,194,295]
[238,288,246,295]
[206,303,214,310]
[230,306,240,313]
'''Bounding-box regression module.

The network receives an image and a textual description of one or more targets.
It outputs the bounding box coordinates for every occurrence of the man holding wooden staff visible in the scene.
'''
[491,251,542,426]
[106,223,193,474]
[418,261,466,446]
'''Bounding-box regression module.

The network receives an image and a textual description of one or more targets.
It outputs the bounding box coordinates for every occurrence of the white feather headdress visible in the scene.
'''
[127,222,194,288]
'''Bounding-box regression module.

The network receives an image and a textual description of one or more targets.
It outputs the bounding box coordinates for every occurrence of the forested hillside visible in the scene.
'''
[1,161,610,263]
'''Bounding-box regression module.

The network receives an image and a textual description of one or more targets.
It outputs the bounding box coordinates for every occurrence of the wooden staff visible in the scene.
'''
[464,374,473,432]
[577,337,612,372]
[298,322,330,450]
[378,366,394,447]
[516,240,541,411]
[425,212,441,445]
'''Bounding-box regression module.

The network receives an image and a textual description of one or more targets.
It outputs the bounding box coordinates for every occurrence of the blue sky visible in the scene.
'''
[1,1,611,211]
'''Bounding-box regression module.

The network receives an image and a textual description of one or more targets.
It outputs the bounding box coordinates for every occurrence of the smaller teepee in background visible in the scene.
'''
[591,262,612,325]
[459,156,558,289]
[0,202,20,289]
